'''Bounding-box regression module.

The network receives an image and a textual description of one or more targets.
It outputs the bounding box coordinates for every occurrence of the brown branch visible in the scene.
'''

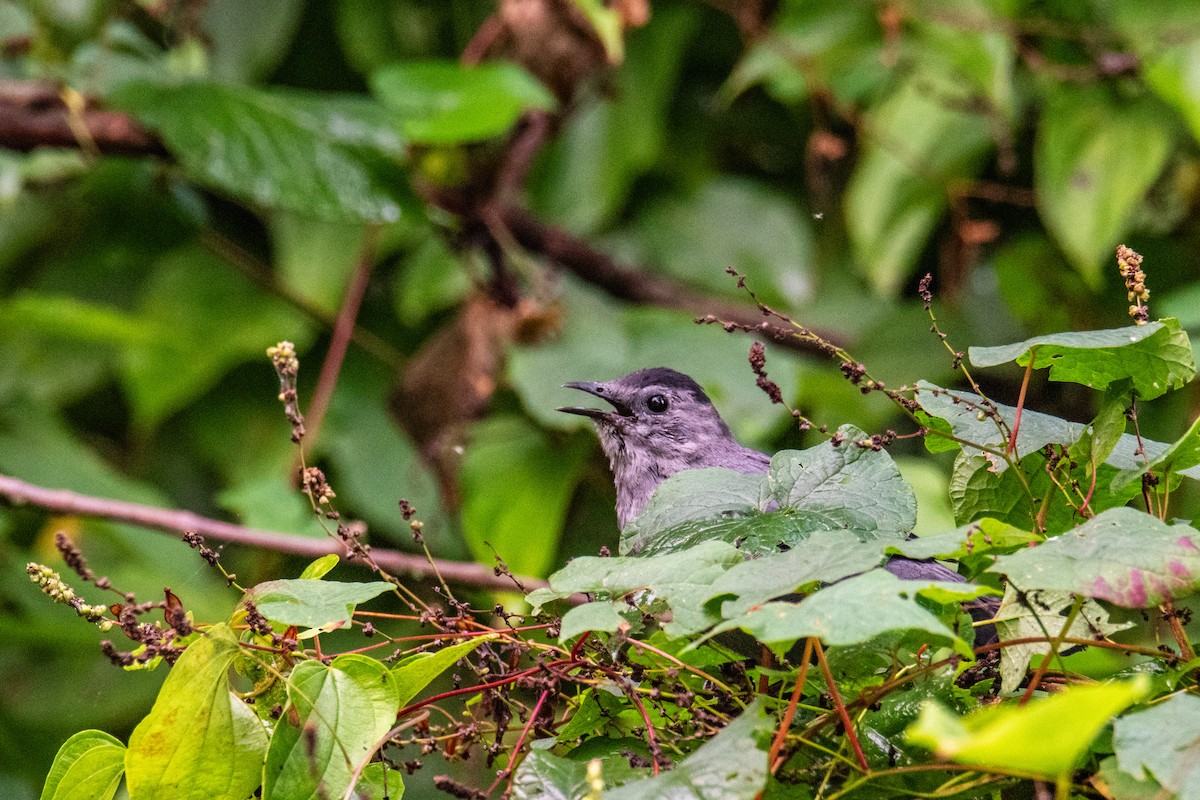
[498,204,844,357]
[0,473,544,593]
[0,80,167,157]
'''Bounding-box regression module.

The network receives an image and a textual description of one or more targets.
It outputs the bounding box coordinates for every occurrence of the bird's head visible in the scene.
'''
[557,367,736,467]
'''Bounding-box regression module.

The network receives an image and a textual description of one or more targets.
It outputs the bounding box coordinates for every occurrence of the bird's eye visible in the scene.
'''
[647,394,669,413]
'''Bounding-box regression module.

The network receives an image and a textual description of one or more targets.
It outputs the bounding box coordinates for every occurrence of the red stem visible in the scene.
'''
[814,641,869,772]
[1007,353,1035,457]
[769,638,814,772]
[487,688,551,796]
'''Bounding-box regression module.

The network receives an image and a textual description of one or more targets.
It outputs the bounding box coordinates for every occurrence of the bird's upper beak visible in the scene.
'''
[557,381,633,419]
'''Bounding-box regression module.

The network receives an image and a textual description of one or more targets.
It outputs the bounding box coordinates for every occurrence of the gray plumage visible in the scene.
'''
[559,368,770,528]
[559,367,987,596]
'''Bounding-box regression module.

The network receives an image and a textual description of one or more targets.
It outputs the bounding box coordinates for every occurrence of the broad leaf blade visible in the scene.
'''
[604,700,771,800]
[968,320,1195,400]
[40,730,125,800]
[990,507,1200,607]
[110,82,412,222]
[125,625,268,800]
[393,635,497,709]
[371,60,555,145]
[247,579,393,629]
[907,677,1150,777]
[263,655,400,800]
[1113,693,1200,800]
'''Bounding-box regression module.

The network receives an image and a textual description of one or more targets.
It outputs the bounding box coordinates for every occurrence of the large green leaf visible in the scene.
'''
[460,416,591,579]
[1034,87,1172,284]
[914,382,1200,480]
[907,677,1150,777]
[110,81,412,222]
[263,655,399,800]
[709,571,986,655]
[370,60,554,145]
[40,730,125,800]
[247,579,394,630]
[990,507,1200,607]
[1113,692,1200,800]
[622,425,916,556]
[968,320,1195,400]
[604,701,771,800]
[845,69,992,294]
[125,625,269,800]
[529,540,745,638]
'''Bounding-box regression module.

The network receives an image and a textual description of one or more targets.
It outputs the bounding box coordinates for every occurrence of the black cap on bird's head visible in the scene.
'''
[558,368,769,527]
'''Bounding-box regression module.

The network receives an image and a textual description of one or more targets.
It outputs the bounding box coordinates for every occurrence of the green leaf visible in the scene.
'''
[392,635,497,709]
[990,507,1200,607]
[1112,413,1200,492]
[994,587,1134,693]
[908,677,1150,777]
[532,541,745,638]
[371,60,555,145]
[512,748,643,800]
[263,655,399,800]
[125,625,268,800]
[1034,87,1172,284]
[967,320,1195,400]
[891,519,1041,562]
[559,602,632,643]
[201,0,304,83]
[914,382,1200,480]
[709,529,886,618]
[622,425,916,557]
[460,416,591,578]
[40,730,125,800]
[604,700,771,800]
[355,762,406,800]
[110,81,412,222]
[1113,692,1200,800]
[0,292,159,346]
[247,579,394,630]
[298,554,340,581]
[845,69,992,294]
[710,571,983,655]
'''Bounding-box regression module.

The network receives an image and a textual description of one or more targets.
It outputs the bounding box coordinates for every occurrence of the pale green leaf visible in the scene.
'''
[125,625,268,800]
[393,635,497,709]
[907,677,1150,777]
[1113,693,1200,800]
[40,730,125,800]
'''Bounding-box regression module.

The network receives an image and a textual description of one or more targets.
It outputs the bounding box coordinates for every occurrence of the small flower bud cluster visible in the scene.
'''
[748,341,783,404]
[301,466,336,505]
[1117,245,1149,325]
[26,563,113,631]
[267,340,306,442]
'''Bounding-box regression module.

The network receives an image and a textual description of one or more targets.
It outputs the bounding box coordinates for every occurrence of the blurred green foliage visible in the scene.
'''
[1,0,1200,795]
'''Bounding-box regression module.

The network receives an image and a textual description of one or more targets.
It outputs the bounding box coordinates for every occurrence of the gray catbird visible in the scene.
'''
[559,367,998,642]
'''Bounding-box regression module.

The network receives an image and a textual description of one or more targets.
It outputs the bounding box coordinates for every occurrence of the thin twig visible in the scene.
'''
[769,637,814,773]
[0,473,547,593]
[814,640,869,772]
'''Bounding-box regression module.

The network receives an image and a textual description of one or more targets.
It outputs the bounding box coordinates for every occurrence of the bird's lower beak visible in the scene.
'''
[557,381,633,418]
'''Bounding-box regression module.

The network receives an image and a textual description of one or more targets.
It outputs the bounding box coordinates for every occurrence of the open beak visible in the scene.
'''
[557,381,633,418]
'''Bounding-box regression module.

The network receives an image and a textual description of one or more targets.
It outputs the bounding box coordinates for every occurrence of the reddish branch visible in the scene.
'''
[0,473,543,593]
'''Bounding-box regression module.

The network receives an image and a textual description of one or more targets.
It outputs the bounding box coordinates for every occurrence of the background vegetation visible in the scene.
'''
[2,0,1200,797]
